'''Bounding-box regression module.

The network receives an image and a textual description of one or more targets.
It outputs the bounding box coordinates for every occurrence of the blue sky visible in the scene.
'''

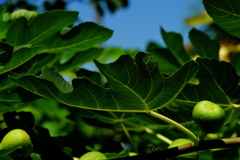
[0,0,205,51]
[66,0,205,51]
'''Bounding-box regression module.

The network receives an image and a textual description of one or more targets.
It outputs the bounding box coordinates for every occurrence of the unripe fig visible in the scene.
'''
[168,138,198,160]
[168,138,192,149]
[192,100,225,134]
[79,151,107,160]
[0,129,33,158]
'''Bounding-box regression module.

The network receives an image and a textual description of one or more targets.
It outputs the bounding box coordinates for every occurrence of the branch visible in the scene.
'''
[110,137,240,160]
[147,111,199,146]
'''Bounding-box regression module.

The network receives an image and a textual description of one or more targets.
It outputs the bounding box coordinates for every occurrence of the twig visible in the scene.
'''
[120,122,138,153]
[110,137,240,160]
[147,111,199,146]
[144,127,172,144]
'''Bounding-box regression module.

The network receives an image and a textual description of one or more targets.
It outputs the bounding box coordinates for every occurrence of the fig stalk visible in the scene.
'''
[148,111,199,146]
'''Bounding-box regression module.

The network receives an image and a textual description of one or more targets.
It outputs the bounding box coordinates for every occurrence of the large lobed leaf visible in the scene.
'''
[203,0,240,39]
[9,52,199,112]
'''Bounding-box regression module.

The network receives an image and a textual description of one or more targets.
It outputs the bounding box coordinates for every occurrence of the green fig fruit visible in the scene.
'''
[192,100,225,134]
[168,138,198,160]
[79,151,107,160]
[0,129,33,158]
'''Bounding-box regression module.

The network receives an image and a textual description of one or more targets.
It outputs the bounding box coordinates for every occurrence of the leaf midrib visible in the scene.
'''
[103,70,149,111]
[40,32,111,53]
[205,1,240,18]
[27,14,76,45]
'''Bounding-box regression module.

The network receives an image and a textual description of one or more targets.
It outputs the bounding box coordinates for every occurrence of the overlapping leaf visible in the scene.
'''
[18,53,60,74]
[0,9,113,74]
[176,58,240,123]
[54,48,104,72]
[147,42,180,73]
[10,52,199,112]
[0,42,13,66]
[0,46,44,74]
[0,72,24,103]
[148,28,220,73]
[203,0,240,38]
[189,28,220,60]
[5,10,113,53]
[6,10,78,47]
[161,28,191,65]
[0,91,21,103]
[41,22,113,53]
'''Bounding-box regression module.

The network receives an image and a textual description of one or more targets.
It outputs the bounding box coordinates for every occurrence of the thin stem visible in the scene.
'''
[156,133,173,144]
[199,132,208,141]
[225,107,235,124]
[120,122,138,153]
[144,127,172,144]
[147,111,199,146]
[110,137,240,160]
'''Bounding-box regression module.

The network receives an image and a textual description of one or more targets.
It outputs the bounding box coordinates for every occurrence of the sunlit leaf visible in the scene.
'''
[9,9,39,22]
[39,68,73,93]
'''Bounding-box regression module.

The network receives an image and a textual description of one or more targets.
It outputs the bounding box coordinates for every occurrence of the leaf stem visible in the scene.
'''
[199,132,208,141]
[110,137,240,160]
[147,111,199,146]
[144,127,172,144]
[120,122,138,153]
